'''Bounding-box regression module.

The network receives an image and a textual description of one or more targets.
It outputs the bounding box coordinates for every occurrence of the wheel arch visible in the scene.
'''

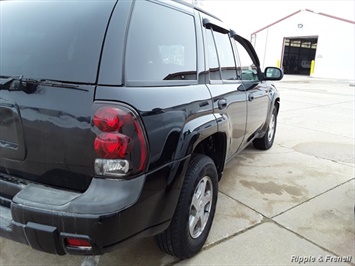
[274,96,280,115]
[260,92,280,134]
[192,133,227,181]
[171,113,227,181]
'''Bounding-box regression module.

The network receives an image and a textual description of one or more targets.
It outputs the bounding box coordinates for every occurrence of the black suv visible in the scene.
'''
[0,0,282,259]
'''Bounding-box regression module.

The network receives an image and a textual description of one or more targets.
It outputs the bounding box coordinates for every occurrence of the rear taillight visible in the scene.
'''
[93,105,148,178]
[94,133,132,159]
[94,107,130,132]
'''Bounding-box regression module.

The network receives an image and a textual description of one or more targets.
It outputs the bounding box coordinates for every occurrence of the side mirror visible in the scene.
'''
[263,67,283,81]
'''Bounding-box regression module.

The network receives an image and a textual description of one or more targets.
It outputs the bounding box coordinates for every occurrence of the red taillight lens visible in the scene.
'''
[93,107,127,132]
[94,133,132,159]
[93,104,148,178]
[65,238,91,248]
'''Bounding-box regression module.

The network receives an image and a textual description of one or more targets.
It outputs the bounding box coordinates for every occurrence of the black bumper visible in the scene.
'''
[0,159,186,255]
[0,176,147,255]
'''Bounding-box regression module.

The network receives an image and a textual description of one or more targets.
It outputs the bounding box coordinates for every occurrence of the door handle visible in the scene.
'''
[248,93,255,102]
[218,99,227,110]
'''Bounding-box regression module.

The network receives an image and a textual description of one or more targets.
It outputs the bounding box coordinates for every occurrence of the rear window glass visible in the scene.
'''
[125,1,197,83]
[0,1,115,83]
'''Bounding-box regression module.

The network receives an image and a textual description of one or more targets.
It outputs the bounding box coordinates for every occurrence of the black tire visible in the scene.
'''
[154,154,218,259]
[253,106,277,150]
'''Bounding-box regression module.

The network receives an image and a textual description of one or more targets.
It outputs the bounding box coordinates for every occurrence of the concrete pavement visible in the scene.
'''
[0,75,354,265]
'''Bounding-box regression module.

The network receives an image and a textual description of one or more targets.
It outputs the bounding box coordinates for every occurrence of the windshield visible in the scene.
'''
[0,0,115,84]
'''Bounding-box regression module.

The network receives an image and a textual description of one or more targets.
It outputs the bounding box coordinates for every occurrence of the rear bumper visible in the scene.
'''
[0,175,147,255]
[0,158,187,255]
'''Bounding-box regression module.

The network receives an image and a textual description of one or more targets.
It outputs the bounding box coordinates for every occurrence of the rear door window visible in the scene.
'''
[205,28,238,81]
[0,1,115,83]
[206,30,221,80]
[212,31,238,81]
[125,1,197,84]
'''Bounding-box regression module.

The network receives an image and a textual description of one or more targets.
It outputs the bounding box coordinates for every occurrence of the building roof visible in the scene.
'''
[251,9,355,36]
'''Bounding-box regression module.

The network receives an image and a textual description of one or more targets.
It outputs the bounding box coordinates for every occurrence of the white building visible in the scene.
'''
[251,9,355,81]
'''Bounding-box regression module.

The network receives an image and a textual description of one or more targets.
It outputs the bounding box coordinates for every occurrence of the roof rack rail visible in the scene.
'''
[171,0,222,21]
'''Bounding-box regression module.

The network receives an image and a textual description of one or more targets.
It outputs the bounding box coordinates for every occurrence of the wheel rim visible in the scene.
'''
[267,113,275,142]
[189,176,213,239]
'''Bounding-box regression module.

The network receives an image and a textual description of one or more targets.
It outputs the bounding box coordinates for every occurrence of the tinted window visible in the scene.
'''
[213,31,237,80]
[126,1,197,83]
[234,41,259,81]
[0,1,115,83]
[206,30,221,80]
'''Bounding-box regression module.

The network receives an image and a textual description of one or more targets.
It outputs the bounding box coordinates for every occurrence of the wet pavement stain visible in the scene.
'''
[345,188,355,199]
[308,209,355,239]
[293,142,355,164]
[239,180,307,197]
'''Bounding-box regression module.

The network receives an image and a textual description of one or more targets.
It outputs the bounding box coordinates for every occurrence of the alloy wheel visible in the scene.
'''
[189,176,213,239]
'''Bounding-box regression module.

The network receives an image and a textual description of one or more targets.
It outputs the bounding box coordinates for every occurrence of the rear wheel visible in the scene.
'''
[253,106,277,150]
[154,154,218,259]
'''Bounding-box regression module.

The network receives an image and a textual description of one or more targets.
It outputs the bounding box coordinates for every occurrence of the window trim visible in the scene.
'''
[125,80,198,87]
[202,18,229,34]
[231,31,262,81]
[230,30,261,68]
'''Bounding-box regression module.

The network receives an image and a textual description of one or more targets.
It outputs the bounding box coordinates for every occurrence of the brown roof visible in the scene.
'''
[251,9,355,36]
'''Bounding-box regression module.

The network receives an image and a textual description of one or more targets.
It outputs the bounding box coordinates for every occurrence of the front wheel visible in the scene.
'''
[253,106,277,150]
[154,154,218,259]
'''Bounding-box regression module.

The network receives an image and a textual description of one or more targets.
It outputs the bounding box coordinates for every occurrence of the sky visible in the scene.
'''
[196,0,355,38]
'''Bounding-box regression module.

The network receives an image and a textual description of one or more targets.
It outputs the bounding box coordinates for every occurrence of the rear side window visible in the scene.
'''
[206,30,221,80]
[212,31,237,80]
[205,28,238,81]
[0,1,115,83]
[125,1,197,83]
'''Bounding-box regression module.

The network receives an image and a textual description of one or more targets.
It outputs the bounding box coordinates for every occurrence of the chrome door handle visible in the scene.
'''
[218,99,227,110]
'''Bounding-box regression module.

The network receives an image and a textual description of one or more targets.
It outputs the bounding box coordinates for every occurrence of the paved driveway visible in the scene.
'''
[1,76,354,266]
